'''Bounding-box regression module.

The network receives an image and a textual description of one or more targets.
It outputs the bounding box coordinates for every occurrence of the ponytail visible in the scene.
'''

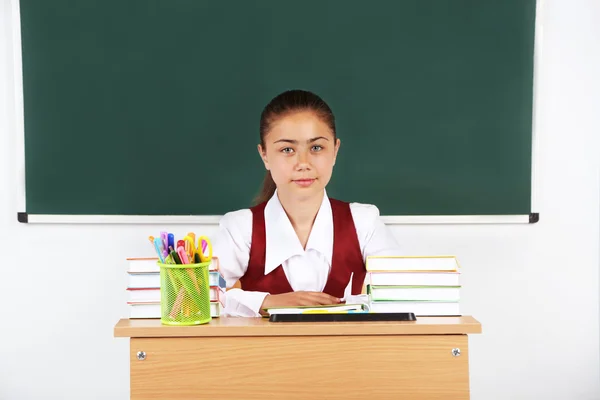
[254,170,277,205]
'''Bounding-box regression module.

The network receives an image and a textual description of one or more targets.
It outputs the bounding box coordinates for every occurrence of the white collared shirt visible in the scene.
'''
[212,190,402,317]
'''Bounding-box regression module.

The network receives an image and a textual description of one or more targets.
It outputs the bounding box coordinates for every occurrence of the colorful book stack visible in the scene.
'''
[126,256,226,319]
[365,255,461,316]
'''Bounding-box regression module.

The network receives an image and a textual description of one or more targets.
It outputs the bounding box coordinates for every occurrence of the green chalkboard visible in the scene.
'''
[18,0,536,217]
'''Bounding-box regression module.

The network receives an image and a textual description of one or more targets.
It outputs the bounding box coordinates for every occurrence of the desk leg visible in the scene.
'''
[129,334,470,400]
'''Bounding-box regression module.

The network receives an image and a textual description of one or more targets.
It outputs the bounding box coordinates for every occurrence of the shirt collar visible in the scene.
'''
[264,189,334,275]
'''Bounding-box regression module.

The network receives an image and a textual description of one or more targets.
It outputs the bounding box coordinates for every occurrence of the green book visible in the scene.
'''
[367,284,461,302]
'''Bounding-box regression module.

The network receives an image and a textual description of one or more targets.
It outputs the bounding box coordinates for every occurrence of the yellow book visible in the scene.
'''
[365,255,461,272]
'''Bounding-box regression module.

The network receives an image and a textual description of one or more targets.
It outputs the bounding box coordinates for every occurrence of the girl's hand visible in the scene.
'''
[260,291,342,311]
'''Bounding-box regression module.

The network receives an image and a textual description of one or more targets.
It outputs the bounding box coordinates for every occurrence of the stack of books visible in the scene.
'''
[364,255,461,316]
[126,256,226,319]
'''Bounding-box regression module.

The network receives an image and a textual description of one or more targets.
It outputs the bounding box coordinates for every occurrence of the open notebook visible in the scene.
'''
[263,303,366,315]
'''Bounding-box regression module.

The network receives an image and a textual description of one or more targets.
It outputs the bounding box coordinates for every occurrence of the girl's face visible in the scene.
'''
[258,111,340,201]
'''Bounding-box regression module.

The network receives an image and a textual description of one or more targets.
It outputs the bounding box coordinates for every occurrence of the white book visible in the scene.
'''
[366,256,460,272]
[128,302,162,318]
[127,287,225,302]
[127,271,226,289]
[368,300,460,316]
[366,271,460,286]
[127,288,161,302]
[128,301,222,318]
[127,273,160,289]
[126,257,220,273]
[368,285,460,301]
[127,257,160,273]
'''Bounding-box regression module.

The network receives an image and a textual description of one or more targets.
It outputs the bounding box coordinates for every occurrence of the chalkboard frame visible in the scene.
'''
[11,0,540,224]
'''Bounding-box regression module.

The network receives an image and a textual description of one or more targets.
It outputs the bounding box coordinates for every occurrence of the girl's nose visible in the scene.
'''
[295,150,311,170]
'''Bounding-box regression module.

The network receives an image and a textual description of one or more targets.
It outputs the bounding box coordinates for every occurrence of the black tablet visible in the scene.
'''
[269,312,417,322]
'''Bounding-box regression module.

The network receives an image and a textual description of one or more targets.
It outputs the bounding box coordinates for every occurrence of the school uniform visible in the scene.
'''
[212,189,401,317]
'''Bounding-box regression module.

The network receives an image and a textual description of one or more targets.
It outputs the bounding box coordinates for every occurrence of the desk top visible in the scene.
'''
[114,316,481,338]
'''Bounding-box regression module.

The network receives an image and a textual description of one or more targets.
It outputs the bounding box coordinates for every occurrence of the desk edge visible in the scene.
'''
[114,317,482,338]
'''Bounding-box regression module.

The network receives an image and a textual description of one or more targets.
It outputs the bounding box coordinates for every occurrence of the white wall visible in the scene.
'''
[1,0,599,399]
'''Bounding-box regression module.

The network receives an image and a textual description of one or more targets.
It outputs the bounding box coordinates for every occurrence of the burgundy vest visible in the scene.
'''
[239,198,366,298]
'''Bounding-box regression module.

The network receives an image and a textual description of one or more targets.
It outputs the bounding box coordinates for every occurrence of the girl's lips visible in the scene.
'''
[293,179,316,187]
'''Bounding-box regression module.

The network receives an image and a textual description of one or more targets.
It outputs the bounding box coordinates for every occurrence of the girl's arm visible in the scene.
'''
[337,203,403,301]
[351,203,403,261]
[212,209,269,317]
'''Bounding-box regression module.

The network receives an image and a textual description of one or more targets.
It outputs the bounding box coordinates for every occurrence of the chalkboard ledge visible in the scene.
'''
[17,213,539,225]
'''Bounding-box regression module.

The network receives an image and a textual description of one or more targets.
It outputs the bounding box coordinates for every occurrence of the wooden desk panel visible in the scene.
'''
[131,335,469,400]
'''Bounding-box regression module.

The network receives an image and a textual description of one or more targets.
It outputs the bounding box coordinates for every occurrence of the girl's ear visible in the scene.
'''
[257,144,269,171]
[333,138,341,166]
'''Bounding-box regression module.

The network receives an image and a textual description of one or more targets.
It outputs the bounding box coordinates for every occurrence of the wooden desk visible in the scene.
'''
[114,316,482,400]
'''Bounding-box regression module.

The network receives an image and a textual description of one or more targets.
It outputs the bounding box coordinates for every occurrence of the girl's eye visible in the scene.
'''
[281,147,294,154]
[312,145,323,152]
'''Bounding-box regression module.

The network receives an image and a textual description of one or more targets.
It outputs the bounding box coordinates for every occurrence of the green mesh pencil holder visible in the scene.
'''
[158,261,212,326]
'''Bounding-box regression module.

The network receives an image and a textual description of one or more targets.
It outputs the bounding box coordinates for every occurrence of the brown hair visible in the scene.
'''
[254,89,337,205]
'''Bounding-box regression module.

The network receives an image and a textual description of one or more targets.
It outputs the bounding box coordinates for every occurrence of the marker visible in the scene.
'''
[168,233,175,254]
[177,246,189,264]
[160,232,169,258]
[153,237,166,263]
[170,250,182,264]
